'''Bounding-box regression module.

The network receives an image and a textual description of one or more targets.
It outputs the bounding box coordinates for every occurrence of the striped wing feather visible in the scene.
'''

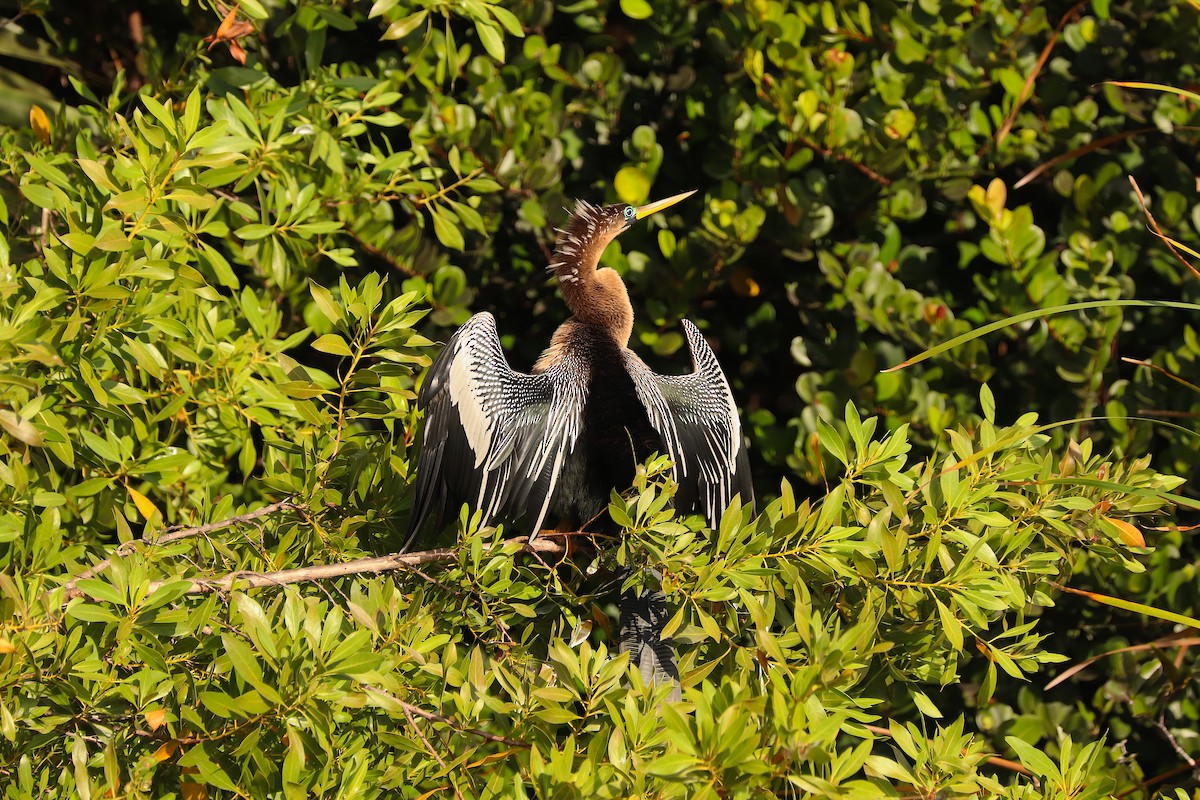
[405,312,586,549]
[623,319,754,526]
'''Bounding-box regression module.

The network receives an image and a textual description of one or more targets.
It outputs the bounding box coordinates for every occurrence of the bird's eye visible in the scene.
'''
[623,206,635,219]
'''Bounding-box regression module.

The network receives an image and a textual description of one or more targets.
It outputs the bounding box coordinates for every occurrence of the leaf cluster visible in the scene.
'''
[0,0,1199,796]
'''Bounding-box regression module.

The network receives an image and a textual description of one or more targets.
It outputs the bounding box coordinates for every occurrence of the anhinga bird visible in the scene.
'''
[406,190,753,695]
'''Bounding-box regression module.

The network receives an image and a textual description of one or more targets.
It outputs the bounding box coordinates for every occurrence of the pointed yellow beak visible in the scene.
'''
[634,189,697,220]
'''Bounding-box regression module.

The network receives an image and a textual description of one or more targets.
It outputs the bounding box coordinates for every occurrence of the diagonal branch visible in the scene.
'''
[61,534,578,601]
[1128,175,1200,282]
[984,0,1089,155]
[62,500,303,596]
[364,684,530,749]
[1153,714,1198,773]
[793,134,892,186]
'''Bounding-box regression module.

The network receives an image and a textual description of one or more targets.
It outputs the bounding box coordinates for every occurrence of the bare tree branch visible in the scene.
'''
[61,534,576,601]
[401,702,449,769]
[62,500,303,596]
[364,685,530,749]
[1153,714,1198,771]
[1129,175,1200,282]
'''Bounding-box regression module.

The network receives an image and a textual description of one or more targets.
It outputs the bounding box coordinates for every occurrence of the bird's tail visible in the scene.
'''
[619,574,681,702]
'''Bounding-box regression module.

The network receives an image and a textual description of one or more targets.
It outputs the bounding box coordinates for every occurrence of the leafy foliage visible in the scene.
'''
[1,0,1199,796]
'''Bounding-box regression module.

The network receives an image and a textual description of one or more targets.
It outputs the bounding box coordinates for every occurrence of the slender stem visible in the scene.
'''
[330,336,370,458]
[61,500,302,595]
[364,685,529,748]
[60,534,579,602]
[412,168,483,207]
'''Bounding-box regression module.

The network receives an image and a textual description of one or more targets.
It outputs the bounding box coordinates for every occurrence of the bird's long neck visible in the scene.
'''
[550,207,633,346]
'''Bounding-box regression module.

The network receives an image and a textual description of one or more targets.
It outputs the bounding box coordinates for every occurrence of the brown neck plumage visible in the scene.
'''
[549,201,634,346]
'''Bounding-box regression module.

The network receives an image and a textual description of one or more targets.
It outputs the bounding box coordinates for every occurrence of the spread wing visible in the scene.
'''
[623,319,753,527]
[404,312,586,549]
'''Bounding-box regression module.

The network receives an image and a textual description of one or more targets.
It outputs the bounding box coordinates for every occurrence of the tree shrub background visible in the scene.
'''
[1,0,1199,796]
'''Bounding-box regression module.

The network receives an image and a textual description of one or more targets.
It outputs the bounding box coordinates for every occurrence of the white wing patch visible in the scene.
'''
[449,350,492,469]
[409,312,588,543]
[623,319,753,528]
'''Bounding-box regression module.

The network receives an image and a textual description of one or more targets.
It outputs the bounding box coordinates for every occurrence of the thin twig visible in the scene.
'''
[401,702,448,768]
[1121,355,1200,395]
[1153,714,1198,770]
[1014,128,1156,189]
[39,208,51,250]
[1128,176,1200,282]
[1045,634,1200,690]
[793,134,891,186]
[62,500,302,594]
[363,685,530,748]
[62,535,575,602]
[985,0,1089,154]
[1115,763,1195,798]
[411,168,484,208]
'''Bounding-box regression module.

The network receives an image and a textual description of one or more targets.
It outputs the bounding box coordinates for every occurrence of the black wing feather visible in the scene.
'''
[405,312,586,549]
[623,319,753,527]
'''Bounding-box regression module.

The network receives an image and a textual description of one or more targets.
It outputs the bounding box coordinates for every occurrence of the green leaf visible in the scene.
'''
[1005,736,1061,779]
[74,579,124,606]
[381,10,427,40]
[20,182,61,210]
[489,5,524,36]
[93,230,131,252]
[864,755,916,783]
[935,600,964,650]
[910,690,943,719]
[620,0,653,20]
[177,742,240,791]
[0,410,43,446]
[646,752,700,777]
[278,380,331,399]
[614,166,651,204]
[816,418,849,468]
[429,206,465,250]
[139,94,177,137]
[77,158,117,192]
[66,603,119,623]
[310,281,343,324]
[476,21,505,62]
[141,580,194,611]
[236,223,276,240]
[222,634,283,704]
[311,333,353,357]
[608,497,634,529]
[980,383,996,422]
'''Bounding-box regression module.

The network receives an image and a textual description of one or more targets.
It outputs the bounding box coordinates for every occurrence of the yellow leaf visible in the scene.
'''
[614,166,651,205]
[985,177,1007,219]
[144,708,168,731]
[153,740,180,762]
[1102,515,1145,547]
[29,105,51,145]
[180,782,208,800]
[731,266,761,297]
[0,637,14,654]
[127,486,160,521]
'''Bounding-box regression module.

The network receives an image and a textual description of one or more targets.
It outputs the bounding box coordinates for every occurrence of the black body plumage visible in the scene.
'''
[405,193,753,697]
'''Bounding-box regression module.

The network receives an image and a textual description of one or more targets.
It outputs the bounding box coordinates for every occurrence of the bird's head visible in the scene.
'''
[551,190,696,282]
[550,190,695,344]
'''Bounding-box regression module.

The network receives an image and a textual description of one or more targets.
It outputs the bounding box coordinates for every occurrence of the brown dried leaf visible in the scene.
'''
[144,708,168,731]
